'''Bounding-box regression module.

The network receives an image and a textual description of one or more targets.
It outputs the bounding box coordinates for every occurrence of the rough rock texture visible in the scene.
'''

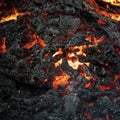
[0,0,120,120]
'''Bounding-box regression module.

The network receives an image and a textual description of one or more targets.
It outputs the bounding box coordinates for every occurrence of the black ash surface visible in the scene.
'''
[0,0,120,120]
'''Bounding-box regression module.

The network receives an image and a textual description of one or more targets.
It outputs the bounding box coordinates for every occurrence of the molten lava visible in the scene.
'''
[102,0,120,6]
[52,48,63,68]
[52,70,70,89]
[86,0,120,21]
[51,34,105,89]
[85,34,104,46]
[54,58,63,68]
[98,19,107,25]
[52,48,63,57]
[85,82,92,88]
[0,8,31,23]
[69,45,87,56]
[0,37,7,54]
[67,54,83,70]
[80,72,91,80]
[67,44,88,70]
[23,34,46,49]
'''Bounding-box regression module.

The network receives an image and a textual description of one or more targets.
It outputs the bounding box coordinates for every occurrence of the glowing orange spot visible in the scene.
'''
[23,34,46,49]
[67,52,75,58]
[67,51,90,70]
[94,36,104,45]
[44,79,48,83]
[98,19,107,25]
[0,9,31,23]
[67,56,83,70]
[80,72,91,80]
[105,63,109,66]
[52,70,70,89]
[54,58,63,68]
[67,52,84,69]
[99,85,111,91]
[102,0,120,6]
[86,0,120,21]
[0,37,7,54]
[85,82,91,88]
[23,40,37,49]
[85,34,104,46]
[85,62,90,67]
[38,39,47,47]
[85,34,92,42]
[52,48,63,57]
[69,45,87,56]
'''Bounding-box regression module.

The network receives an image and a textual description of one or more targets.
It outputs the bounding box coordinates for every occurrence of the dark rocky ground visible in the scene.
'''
[0,72,120,120]
[0,0,120,120]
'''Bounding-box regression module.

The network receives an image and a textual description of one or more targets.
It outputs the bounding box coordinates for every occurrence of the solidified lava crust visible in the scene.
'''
[0,0,120,120]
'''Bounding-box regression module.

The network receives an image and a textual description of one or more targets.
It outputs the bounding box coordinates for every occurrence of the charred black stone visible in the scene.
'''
[0,0,120,120]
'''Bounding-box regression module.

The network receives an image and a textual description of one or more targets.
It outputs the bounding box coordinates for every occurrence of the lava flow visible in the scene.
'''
[86,0,120,21]
[0,37,7,54]
[102,0,120,6]
[23,33,46,49]
[52,70,70,89]
[0,8,31,23]
[0,0,120,119]
[85,34,104,46]
[52,34,105,88]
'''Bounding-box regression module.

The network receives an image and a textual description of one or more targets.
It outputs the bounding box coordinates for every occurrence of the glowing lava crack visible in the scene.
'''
[0,9,31,23]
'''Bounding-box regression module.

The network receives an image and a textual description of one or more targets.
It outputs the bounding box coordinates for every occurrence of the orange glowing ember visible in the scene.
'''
[52,70,70,89]
[98,19,107,25]
[38,38,47,47]
[23,34,46,49]
[85,82,92,88]
[54,58,63,68]
[52,48,63,57]
[85,34,104,46]
[69,45,87,56]
[67,45,90,70]
[0,9,31,23]
[102,0,120,6]
[0,37,7,54]
[44,79,48,83]
[23,40,37,49]
[80,72,91,80]
[86,0,120,21]
[67,55,83,70]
